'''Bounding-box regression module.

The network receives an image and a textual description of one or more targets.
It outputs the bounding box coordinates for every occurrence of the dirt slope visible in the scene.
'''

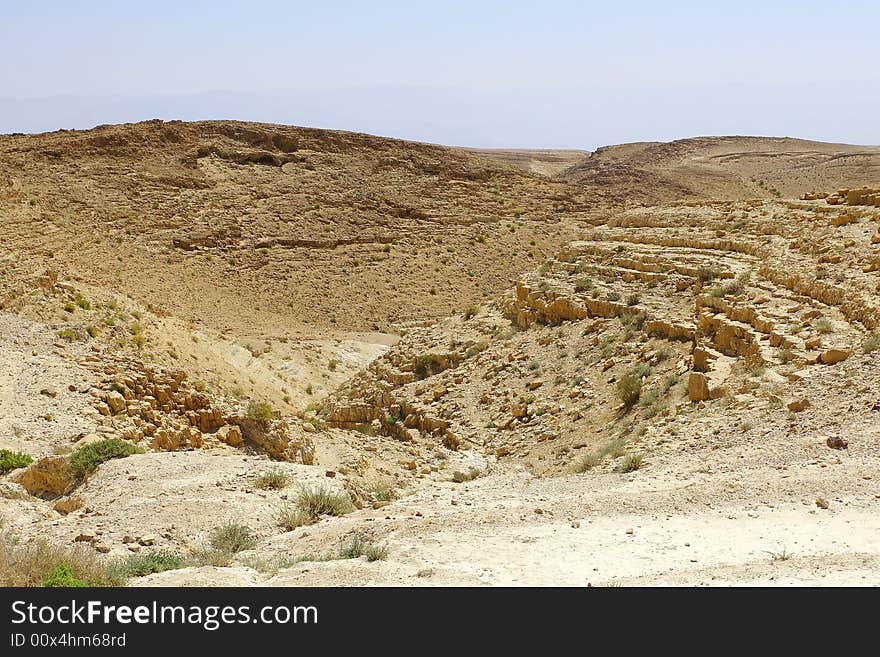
[561,136,880,203]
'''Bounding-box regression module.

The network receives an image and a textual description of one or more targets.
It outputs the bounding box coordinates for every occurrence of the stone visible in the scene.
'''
[820,348,851,365]
[40,388,58,398]
[216,424,243,447]
[105,390,127,414]
[826,436,848,450]
[787,399,810,412]
[53,496,83,515]
[13,456,73,499]
[688,372,710,401]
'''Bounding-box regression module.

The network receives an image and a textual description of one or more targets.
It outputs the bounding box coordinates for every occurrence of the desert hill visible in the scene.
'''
[1,121,880,586]
[559,136,880,203]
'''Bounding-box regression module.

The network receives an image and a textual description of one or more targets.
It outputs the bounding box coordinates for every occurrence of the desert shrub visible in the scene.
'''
[57,329,78,341]
[68,439,143,479]
[338,535,388,561]
[328,359,338,371]
[0,449,33,474]
[814,318,834,334]
[209,522,258,554]
[246,400,275,423]
[187,548,233,567]
[110,550,183,578]
[575,278,594,293]
[276,505,312,531]
[863,334,880,354]
[463,305,479,320]
[364,544,389,562]
[697,267,718,282]
[572,451,601,473]
[626,293,640,306]
[369,479,397,502]
[74,293,91,310]
[294,486,353,523]
[607,291,621,302]
[777,348,794,364]
[254,468,288,490]
[615,453,645,473]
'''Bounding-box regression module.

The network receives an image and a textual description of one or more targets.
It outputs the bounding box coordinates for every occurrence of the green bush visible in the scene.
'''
[42,564,87,588]
[246,400,275,423]
[68,439,143,479]
[0,449,33,474]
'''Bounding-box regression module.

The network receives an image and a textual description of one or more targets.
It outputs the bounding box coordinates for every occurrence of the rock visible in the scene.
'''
[216,424,243,447]
[804,337,821,350]
[688,372,710,401]
[13,456,74,499]
[94,542,111,553]
[301,422,316,433]
[820,348,851,365]
[138,535,156,546]
[74,433,103,447]
[74,533,95,543]
[105,390,127,414]
[511,403,528,418]
[53,496,83,515]
[826,436,848,450]
[787,399,810,412]
[528,380,544,390]
[40,388,58,398]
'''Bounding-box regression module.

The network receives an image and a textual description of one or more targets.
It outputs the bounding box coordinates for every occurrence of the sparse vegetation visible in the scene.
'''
[616,373,642,408]
[109,550,184,578]
[0,536,118,587]
[614,452,645,473]
[209,521,258,554]
[280,486,354,528]
[338,535,388,561]
[246,400,275,423]
[814,318,834,334]
[254,468,289,490]
[863,334,880,353]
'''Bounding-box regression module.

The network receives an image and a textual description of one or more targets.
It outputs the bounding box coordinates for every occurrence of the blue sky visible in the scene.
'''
[1,1,878,147]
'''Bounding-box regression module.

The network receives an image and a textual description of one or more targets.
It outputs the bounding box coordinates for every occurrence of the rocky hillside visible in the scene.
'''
[2,122,880,586]
[560,136,880,203]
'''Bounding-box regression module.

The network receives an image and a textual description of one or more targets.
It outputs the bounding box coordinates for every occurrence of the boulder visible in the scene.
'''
[820,348,851,365]
[13,457,74,499]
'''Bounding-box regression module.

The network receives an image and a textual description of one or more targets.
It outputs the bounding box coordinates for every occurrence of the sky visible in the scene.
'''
[1,1,878,148]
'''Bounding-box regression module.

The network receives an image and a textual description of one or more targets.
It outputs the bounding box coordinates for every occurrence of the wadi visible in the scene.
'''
[1,119,879,586]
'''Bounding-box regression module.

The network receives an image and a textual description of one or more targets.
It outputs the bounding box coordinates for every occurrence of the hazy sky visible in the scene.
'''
[1,1,878,148]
